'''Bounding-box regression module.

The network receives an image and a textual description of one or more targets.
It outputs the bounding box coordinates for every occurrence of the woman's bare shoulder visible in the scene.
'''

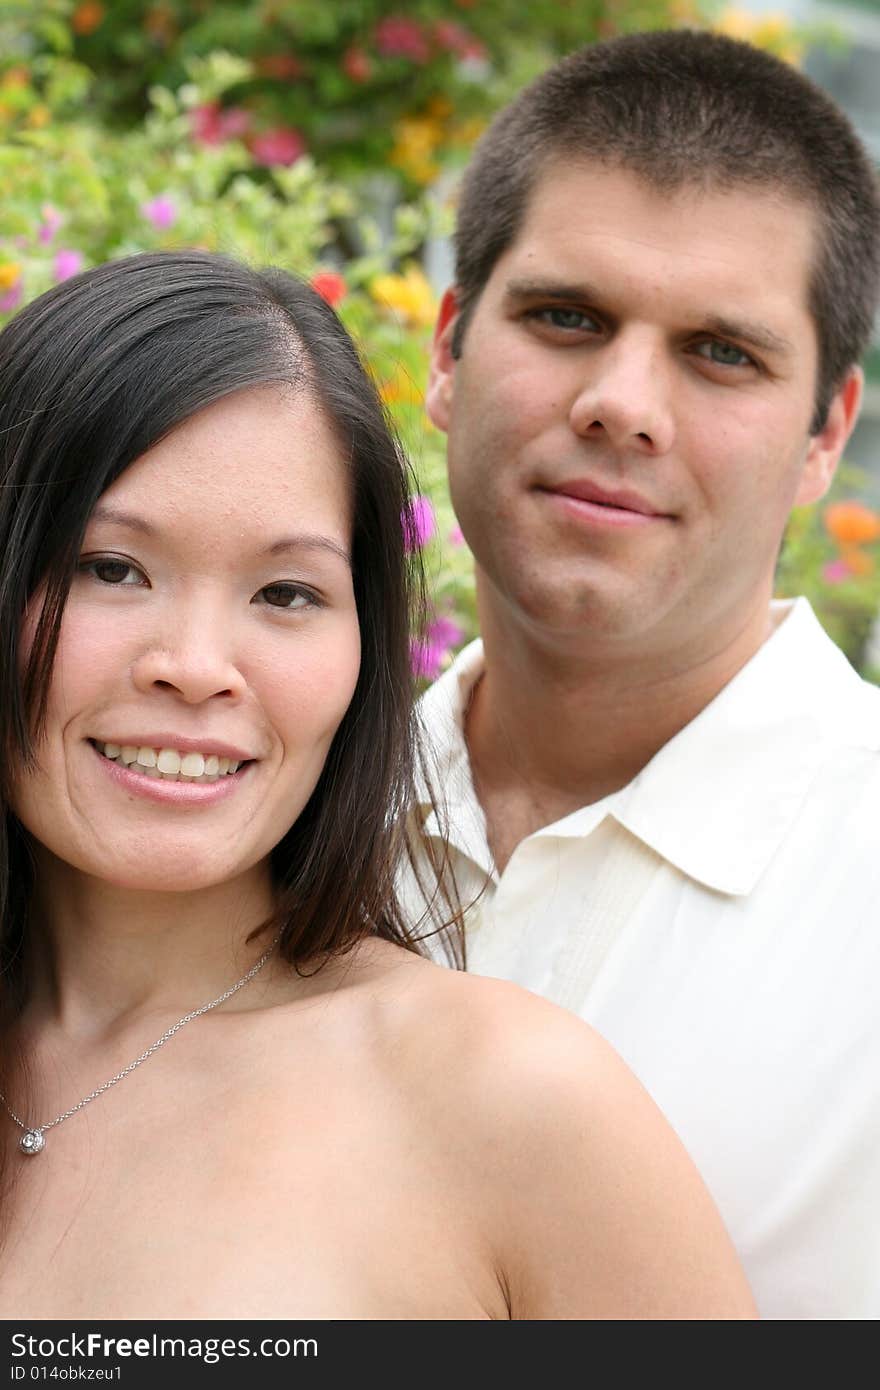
[332,941,756,1320]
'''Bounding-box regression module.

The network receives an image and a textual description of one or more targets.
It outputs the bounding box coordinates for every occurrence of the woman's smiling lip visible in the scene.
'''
[90,734,256,761]
[89,741,253,805]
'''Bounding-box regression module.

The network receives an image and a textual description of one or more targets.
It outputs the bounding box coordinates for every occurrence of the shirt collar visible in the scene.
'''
[415,638,490,863]
[416,602,880,897]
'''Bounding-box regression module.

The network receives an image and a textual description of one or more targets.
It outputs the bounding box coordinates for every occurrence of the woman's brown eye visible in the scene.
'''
[92,559,139,584]
[258,584,312,610]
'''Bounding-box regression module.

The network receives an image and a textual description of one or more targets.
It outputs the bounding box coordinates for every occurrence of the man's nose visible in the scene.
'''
[129,602,247,705]
[568,331,676,456]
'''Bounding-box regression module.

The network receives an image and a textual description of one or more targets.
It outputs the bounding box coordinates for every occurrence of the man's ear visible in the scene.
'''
[795,366,863,506]
[425,287,461,434]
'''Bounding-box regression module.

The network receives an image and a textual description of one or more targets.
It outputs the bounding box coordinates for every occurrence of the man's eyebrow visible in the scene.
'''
[503,277,603,304]
[503,280,795,357]
[88,505,351,567]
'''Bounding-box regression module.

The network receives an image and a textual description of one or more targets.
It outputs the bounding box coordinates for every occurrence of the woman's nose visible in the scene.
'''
[129,608,247,705]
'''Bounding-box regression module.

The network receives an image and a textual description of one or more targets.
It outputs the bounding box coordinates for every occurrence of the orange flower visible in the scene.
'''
[824,500,880,546]
[839,546,875,577]
[1,67,30,89]
[144,5,177,44]
[72,2,105,36]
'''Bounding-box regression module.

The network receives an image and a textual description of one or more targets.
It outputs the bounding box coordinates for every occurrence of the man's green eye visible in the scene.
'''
[549,309,588,329]
[706,340,750,366]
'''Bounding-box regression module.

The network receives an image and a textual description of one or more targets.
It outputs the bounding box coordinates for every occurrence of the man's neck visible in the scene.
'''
[465,595,780,873]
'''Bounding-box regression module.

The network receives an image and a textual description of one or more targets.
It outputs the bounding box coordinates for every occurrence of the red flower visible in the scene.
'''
[255,53,305,80]
[249,126,306,167]
[342,45,373,83]
[375,16,430,64]
[190,103,251,146]
[311,271,347,307]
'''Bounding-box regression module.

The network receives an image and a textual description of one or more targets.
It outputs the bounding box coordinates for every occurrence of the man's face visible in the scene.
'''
[427,161,861,661]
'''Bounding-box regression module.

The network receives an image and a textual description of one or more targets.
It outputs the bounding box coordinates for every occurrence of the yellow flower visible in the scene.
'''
[390,115,443,185]
[714,8,802,64]
[426,95,453,121]
[449,116,486,149]
[379,362,425,407]
[26,104,50,129]
[0,262,21,290]
[715,7,755,40]
[370,264,438,329]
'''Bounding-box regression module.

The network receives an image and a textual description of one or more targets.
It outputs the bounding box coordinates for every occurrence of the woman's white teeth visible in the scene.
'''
[96,742,241,782]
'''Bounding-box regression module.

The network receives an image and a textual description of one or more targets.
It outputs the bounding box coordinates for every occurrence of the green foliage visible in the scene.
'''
[12,0,714,190]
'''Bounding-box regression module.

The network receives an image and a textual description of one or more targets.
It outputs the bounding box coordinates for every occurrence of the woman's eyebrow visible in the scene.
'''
[89,503,156,536]
[260,536,351,567]
[88,504,351,567]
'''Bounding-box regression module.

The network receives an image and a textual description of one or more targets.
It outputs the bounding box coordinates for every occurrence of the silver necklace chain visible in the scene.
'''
[0,935,279,1157]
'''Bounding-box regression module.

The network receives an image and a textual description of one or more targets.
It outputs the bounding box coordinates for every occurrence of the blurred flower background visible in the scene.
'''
[1,0,878,683]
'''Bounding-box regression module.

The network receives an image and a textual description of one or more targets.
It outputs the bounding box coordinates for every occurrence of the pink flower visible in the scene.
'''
[448,524,465,547]
[0,281,23,314]
[822,559,851,584]
[433,20,486,60]
[375,16,430,63]
[141,195,177,230]
[402,494,436,551]
[250,126,306,167]
[217,107,251,140]
[38,204,62,245]
[53,249,84,282]
[190,103,251,147]
[426,615,464,649]
[311,270,347,307]
[410,637,445,680]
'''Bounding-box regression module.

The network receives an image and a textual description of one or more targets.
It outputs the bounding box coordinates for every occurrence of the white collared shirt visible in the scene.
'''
[403,598,880,1319]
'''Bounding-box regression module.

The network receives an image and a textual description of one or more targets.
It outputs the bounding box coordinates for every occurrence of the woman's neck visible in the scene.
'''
[22,847,279,1041]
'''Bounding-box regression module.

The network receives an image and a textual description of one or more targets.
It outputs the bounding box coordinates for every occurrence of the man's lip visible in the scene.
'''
[541,480,671,517]
[89,735,256,761]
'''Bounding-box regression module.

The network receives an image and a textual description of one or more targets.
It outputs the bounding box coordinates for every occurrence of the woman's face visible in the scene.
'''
[11,384,362,893]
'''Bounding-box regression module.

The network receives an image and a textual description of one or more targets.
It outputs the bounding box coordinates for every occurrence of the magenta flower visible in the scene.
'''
[448,524,465,547]
[426,615,464,649]
[402,494,436,552]
[410,638,445,680]
[37,204,63,246]
[0,281,23,314]
[822,559,851,585]
[250,126,306,167]
[53,249,84,282]
[141,195,177,230]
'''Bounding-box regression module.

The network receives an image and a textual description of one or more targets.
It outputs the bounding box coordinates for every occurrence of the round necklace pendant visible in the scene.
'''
[19,1129,45,1156]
